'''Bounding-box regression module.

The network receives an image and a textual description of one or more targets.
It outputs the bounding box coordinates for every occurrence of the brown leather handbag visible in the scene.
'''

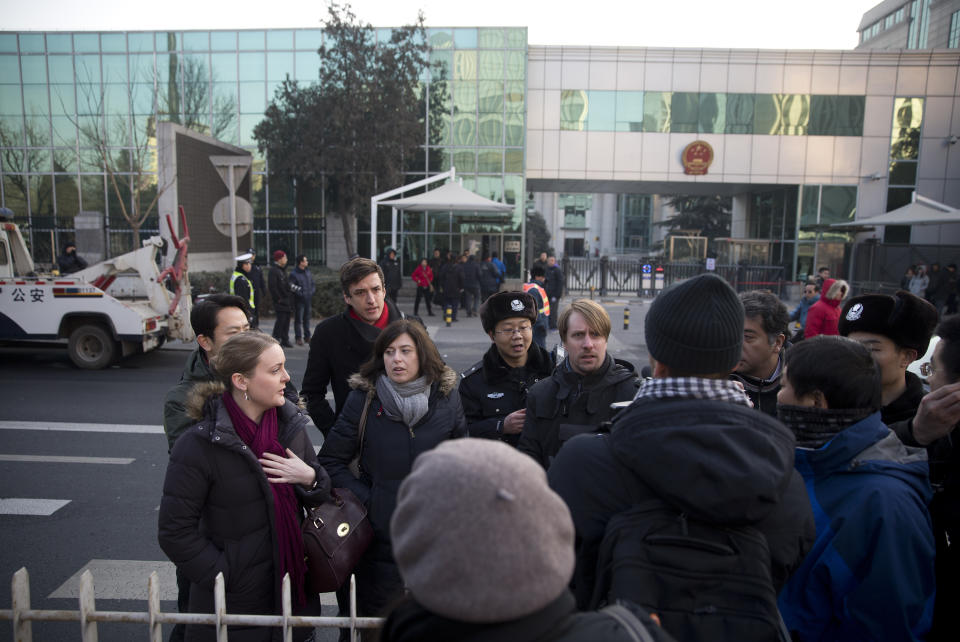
[302,487,374,592]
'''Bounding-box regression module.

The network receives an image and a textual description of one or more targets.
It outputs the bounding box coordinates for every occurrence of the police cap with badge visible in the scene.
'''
[480,291,538,334]
[838,289,938,355]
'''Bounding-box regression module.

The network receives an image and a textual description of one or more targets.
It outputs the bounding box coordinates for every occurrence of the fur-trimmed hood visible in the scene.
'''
[185,379,303,422]
[347,365,459,397]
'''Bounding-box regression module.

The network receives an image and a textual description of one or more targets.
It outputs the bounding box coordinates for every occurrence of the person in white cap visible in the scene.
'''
[229,253,256,325]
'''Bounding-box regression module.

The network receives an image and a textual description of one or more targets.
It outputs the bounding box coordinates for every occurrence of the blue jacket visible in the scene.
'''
[491,257,506,282]
[289,266,315,300]
[778,412,936,641]
[790,295,819,328]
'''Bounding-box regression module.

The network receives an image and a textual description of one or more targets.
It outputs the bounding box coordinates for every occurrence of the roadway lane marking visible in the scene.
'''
[50,559,337,605]
[0,498,71,515]
[0,421,162,434]
[0,454,135,465]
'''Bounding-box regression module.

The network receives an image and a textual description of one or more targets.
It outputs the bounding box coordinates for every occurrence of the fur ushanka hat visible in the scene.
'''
[839,290,938,355]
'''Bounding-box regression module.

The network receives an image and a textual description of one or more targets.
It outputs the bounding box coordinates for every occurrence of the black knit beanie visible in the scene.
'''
[838,290,938,355]
[645,274,744,374]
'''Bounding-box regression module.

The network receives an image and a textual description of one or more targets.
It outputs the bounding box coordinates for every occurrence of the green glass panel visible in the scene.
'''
[452,148,476,172]
[181,32,208,52]
[585,90,614,131]
[454,28,478,49]
[267,30,294,50]
[129,54,155,83]
[477,51,502,80]
[452,80,477,112]
[451,113,476,145]
[642,91,671,132]
[725,93,754,134]
[210,52,237,82]
[505,28,527,49]
[504,80,524,113]
[809,95,864,136]
[238,52,265,81]
[698,93,725,134]
[210,31,237,51]
[51,85,76,115]
[20,56,47,84]
[670,92,699,133]
[614,91,643,131]
[102,54,128,84]
[888,160,917,186]
[560,89,586,130]
[155,54,172,83]
[0,34,17,53]
[19,34,45,54]
[0,86,22,114]
[430,50,452,80]
[819,186,856,224]
[75,34,101,53]
[98,33,125,53]
[753,94,779,135]
[478,81,503,112]
[22,85,48,115]
[296,29,323,51]
[155,32,178,52]
[0,55,20,83]
[52,145,77,171]
[454,50,477,81]
[505,149,523,173]
[239,81,265,113]
[781,94,809,135]
[103,84,129,115]
[428,29,453,49]
[891,97,923,160]
[295,51,319,82]
[267,51,294,81]
[505,51,524,79]
[504,113,524,145]
[886,187,914,212]
[800,185,819,227]
[428,212,451,233]
[478,113,503,146]
[75,54,101,84]
[429,111,450,145]
[238,31,265,50]
[127,33,154,53]
[478,28,504,49]
[45,34,73,54]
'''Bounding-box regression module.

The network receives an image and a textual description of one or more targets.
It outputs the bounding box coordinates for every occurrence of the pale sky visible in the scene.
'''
[4,0,878,50]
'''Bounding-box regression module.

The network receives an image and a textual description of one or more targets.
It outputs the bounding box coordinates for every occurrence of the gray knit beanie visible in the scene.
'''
[645,273,745,374]
[390,438,575,623]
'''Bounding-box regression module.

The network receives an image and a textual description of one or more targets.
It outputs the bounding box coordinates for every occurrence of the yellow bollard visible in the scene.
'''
[624,306,630,331]
[589,286,595,300]
[445,306,452,327]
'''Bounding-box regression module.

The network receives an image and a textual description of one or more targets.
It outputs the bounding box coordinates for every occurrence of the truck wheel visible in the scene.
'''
[67,324,118,370]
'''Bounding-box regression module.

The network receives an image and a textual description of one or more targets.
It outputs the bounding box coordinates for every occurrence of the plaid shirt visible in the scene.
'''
[634,376,754,408]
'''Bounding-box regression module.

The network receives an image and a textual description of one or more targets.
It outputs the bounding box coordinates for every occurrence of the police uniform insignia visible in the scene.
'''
[487,392,505,399]
[846,303,863,321]
[510,299,524,312]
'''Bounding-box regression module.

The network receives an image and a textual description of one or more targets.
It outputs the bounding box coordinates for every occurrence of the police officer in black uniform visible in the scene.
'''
[460,292,555,446]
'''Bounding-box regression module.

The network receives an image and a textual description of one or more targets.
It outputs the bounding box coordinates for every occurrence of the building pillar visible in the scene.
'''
[598,193,618,255]
[325,215,350,269]
[731,193,750,238]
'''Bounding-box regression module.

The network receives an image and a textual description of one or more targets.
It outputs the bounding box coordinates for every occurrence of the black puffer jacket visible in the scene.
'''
[268,262,292,312]
[882,371,926,425]
[730,350,785,417]
[158,382,332,642]
[301,299,405,435]
[548,395,815,610]
[460,342,554,446]
[518,355,638,469]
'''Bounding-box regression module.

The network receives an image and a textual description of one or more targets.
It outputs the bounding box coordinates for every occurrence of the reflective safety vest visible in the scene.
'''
[230,271,256,309]
[522,282,550,316]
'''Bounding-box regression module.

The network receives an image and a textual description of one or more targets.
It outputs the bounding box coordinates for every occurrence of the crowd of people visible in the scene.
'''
[158,253,960,642]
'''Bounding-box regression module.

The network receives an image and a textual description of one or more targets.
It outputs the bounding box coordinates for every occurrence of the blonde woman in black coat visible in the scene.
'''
[318,319,466,630]
[158,332,331,642]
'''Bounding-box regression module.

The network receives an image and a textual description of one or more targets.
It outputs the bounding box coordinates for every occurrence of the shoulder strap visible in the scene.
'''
[356,389,376,459]
[601,603,657,642]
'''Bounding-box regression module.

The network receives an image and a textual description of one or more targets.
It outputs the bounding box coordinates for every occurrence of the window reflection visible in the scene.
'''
[890,97,923,160]
[642,92,670,132]
[560,90,586,130]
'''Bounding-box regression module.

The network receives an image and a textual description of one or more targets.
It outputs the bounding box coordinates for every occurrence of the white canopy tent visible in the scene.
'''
[831,194,959,228]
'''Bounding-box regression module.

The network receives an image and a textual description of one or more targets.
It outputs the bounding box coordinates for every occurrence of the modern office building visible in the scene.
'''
[857,0,960,50]
[1,23,958,282]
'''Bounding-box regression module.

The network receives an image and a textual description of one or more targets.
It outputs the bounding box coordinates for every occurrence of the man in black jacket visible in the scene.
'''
[730,290,789,416]
[246,247,265,329]
[461,254,483,317]
[518,299,638,469]
[547,274,815,631]
[301,258,406,436]
[57,242,88,274]
[440,256,464,321]
[268,250,293,347]
[544,255,564,330]
[461,292,554,447]
[380,247,402,305]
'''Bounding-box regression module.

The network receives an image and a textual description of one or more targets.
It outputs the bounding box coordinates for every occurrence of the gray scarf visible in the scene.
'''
[376,374,431,429]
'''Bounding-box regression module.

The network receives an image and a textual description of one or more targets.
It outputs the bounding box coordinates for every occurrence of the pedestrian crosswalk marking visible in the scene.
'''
[0,498,71,515]
[0,420,162,434]
[0,454,135,464]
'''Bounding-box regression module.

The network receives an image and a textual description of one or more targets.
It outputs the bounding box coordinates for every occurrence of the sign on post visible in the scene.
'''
[654,266,665,291]
[641,264,652,291]
[705,258,716,271]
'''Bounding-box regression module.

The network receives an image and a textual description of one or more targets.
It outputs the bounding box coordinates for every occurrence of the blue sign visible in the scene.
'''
[642,264,652,274]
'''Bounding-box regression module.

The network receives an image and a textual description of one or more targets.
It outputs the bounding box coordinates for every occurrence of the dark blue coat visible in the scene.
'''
[778,412,935,641]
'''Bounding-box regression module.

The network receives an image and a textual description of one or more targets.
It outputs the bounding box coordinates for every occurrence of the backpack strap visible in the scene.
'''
[357,389,376,459]
[601,603,658,642]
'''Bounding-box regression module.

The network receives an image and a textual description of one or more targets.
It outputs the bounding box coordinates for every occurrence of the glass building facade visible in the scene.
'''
[0,27,527,276]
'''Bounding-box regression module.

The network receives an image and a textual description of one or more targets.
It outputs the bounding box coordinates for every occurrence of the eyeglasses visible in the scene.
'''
[494,325,532,336]
[920,362,935,377]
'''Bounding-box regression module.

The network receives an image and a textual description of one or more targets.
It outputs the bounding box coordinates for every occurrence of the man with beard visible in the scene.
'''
[460,292,554,446]
[518,299,638,469]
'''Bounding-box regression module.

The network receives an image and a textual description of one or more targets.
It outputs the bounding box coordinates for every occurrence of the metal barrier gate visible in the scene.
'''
[0,567,383,641]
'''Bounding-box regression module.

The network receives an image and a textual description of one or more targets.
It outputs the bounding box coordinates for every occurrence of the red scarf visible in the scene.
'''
[221,391,306,606]
[349,302,390,329]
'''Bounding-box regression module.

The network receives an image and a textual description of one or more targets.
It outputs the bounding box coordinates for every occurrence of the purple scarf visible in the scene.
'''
[222,391,306,606]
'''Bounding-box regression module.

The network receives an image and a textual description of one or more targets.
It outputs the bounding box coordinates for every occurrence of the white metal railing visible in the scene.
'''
[0,567,384,641]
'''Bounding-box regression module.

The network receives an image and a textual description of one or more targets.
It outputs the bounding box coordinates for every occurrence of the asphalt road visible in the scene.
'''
[0,294,650,641]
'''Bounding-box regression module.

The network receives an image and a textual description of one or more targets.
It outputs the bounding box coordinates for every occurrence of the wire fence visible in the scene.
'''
[0,567,384,642]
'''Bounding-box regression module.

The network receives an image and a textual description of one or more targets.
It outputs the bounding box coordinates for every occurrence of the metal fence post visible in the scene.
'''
[78,570,98,642]
[214,572,227,642]
[282,573,292,642]
[600,256,609,297]
[12,567,31,642]
[349,574,358,642]
[148,571,162,642]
